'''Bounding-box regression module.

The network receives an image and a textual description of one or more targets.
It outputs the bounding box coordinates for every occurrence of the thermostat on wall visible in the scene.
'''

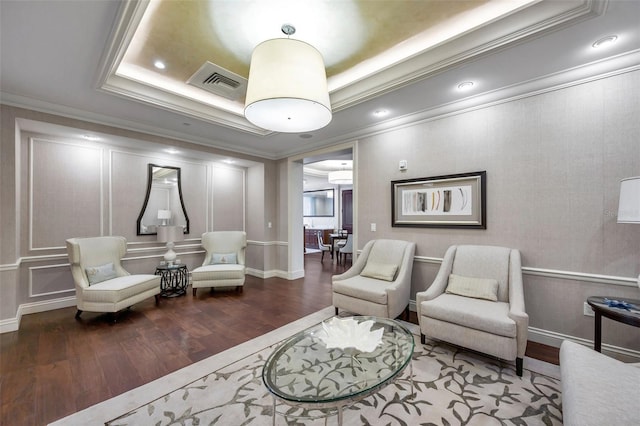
[399,160,408,171]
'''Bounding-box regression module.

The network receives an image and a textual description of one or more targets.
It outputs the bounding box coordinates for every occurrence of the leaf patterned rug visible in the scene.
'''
[105,321,562,425]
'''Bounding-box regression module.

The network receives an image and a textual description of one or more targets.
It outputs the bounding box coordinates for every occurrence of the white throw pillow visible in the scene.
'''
[210,252,237,265]
[446,274,499,301]
[360,262,398,282]
[85,262,117,285]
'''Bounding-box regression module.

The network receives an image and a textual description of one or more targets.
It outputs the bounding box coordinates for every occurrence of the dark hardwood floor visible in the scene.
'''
[0,252,558,425]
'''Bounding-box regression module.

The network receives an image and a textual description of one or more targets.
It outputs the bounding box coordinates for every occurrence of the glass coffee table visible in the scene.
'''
[262,316,414,425]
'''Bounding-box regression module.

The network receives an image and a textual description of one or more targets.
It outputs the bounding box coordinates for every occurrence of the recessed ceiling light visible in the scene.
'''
[592,35,618,49]
[223,159,236,164]
[373,109,389,117]
[82,134,100,141]
[164,148,179,154]
[154,60,166,70]
[457,81,475,91]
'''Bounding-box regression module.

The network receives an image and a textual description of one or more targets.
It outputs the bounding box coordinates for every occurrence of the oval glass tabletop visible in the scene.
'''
[262,316,414,406]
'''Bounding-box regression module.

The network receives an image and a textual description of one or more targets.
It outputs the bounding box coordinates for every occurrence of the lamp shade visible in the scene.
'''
[157,225,184,243]
[244,38,332,133]
[617,176,640,223]
[328,170,353,185]
[157,210,172,220]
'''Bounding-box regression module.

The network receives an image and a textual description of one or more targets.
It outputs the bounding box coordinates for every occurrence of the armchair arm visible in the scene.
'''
[507,249,529,357]
[385,242,416,318]
[415,245,457,319]
[332,240,374,283]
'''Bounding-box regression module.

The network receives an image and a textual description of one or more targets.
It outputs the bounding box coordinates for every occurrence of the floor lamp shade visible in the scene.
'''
[617,176,640,224]
[244,38,332,133]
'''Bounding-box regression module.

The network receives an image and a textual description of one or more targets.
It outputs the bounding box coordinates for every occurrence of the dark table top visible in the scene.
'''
[587,296,640,327]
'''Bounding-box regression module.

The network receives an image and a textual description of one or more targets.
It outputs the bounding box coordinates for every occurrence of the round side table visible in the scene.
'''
[586,296,640,352]
[155,264,188,297]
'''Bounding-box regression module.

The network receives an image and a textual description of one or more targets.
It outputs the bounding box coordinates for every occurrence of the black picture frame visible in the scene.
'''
[391,171,486,228]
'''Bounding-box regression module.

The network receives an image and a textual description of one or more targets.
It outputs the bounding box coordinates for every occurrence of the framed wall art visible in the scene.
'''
[391,171,486,228]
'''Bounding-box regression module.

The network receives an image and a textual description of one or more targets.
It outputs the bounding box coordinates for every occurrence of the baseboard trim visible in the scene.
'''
[528,326,640,361]
[0,296,77,334]
[245,268,304,280]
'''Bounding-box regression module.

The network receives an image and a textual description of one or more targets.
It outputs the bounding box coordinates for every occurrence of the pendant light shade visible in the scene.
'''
[328,170,353,185]
[244,37,332,133]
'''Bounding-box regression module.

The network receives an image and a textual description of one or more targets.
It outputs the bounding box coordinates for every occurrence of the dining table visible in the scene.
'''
[329,233,348,259]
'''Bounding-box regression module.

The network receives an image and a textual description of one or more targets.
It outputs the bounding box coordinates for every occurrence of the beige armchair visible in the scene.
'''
[332,239,416,319]
[66,236,161,320]
[416,245,528,376]
[191,231,247,296]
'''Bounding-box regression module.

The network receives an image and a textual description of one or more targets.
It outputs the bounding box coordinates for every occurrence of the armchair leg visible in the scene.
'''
[403,305,410,321]
[420,333,426,345]
[192,288,197,297]
[321,251,325,262]
[516,357,523,377]
[335,307,339,316]
[154,294,160,306]
[75,309,83,319]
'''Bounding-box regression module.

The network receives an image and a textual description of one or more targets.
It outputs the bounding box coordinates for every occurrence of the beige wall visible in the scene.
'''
[0,106,285,331]
[355,70,640,354]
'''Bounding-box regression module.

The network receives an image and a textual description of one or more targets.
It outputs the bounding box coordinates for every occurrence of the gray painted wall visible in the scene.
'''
[355,69,640,353]
[0,106,280,330]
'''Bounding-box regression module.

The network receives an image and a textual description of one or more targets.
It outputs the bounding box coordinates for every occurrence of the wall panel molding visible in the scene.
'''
[28,137,104,250]
[412,255,637,287]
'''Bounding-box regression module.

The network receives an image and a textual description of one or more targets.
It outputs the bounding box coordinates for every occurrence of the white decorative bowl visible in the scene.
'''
[317,317,383,353]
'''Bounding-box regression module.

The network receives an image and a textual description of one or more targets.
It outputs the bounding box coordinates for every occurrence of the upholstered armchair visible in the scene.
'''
[416,245,528,376]
[66,236,161,320]
[191,231,247,296]
[332,239,416,319]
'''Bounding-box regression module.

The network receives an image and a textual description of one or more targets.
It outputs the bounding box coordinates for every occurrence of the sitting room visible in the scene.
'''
[1,1,639,425]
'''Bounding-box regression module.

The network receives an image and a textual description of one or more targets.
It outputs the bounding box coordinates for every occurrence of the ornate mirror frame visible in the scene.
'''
[136,164,190,236]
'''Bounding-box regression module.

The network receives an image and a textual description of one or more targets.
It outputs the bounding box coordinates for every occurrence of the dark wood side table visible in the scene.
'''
[155,264,188,297]
[586,296,640,352]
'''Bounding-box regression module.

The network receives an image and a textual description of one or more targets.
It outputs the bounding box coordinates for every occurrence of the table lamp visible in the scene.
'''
[617,176,640,288]
[157,225,184,263]
[158,209,172,226]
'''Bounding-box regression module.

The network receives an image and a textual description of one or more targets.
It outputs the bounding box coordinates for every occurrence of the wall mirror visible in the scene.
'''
[137,164,189,235]
[303,189,335,217]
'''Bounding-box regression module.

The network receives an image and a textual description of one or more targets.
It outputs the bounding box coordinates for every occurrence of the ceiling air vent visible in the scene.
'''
[187,61,247,101]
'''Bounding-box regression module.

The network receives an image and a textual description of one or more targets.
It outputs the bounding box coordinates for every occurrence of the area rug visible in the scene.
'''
[51,307,562,425]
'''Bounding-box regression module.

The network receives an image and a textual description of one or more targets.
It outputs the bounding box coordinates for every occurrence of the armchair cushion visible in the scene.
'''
[86,262,117,285]
[82,275,160,304]
[333,275,389,305]
[210,252,237,265]
[445,274,499,301]
[421,294,516,338]
[360,262,398,282]
[192,264,245,281]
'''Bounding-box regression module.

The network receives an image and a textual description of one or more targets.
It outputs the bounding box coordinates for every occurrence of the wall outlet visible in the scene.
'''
[583,302,595,317]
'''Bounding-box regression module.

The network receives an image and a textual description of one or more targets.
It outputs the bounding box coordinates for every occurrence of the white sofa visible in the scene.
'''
[560,340,640,426]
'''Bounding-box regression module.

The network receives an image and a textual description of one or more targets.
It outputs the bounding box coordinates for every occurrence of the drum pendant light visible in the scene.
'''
[244,24,332,133]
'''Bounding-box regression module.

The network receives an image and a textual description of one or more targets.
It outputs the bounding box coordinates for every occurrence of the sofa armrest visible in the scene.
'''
[560,340,640,426]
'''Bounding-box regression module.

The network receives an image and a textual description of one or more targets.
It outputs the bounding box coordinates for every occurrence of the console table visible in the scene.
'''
[155,264,188,297]
[586,296,640,352]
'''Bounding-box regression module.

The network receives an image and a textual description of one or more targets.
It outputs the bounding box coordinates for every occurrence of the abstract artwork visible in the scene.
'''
[392,171,486,228]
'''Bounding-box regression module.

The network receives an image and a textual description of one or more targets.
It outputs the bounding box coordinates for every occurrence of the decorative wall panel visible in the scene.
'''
[30,138,102,249]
